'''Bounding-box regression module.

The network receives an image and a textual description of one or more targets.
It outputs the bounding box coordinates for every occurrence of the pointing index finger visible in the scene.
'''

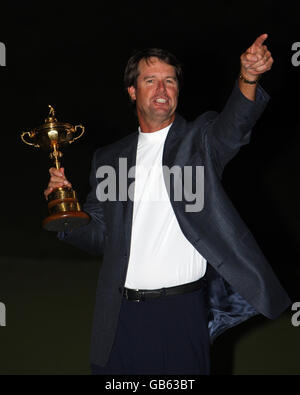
[254,33,268,48]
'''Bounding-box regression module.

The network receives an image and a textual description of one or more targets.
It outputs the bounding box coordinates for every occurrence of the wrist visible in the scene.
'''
[239,72,260,85]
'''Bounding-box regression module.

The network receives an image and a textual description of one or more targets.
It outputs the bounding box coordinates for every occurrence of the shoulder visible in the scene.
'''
[175,111,218,129]
[192,111,218,129]
[173,112,218,141]
[92,131,137,160]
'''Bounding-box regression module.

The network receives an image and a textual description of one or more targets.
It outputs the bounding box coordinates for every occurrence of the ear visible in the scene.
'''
[127,86,136,102]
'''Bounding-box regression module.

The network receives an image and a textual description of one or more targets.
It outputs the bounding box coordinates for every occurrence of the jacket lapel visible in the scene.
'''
[118,132,138,258]
[162,113,185,168]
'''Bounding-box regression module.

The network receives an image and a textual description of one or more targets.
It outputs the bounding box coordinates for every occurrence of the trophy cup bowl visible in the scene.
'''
[21,105,90,232]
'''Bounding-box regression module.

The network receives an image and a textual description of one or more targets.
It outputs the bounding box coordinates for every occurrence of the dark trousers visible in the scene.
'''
[91,286,210,375]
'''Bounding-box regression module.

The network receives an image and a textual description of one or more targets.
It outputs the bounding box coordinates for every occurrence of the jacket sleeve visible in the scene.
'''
[204,79,270,176]
[57,149,107,256]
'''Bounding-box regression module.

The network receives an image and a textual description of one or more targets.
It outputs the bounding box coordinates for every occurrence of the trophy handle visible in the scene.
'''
[69,124,85,144]
[20,131,40,148]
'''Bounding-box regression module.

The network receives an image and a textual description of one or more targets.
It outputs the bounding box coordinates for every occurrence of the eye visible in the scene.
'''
[166,78,176,85]
[146,79,154,84]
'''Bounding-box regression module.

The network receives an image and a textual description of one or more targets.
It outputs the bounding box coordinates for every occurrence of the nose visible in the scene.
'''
[156,80,167,94]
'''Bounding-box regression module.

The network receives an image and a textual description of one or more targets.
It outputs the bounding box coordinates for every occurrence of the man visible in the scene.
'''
[45,34,291,375]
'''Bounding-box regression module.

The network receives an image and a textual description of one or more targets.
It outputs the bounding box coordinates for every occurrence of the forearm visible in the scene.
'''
[215,79,270,142]
[206,79,270,174]
[57,214,106,256]
[58,149,107,256]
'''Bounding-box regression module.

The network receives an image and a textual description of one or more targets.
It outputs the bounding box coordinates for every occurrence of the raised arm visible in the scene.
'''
[203,34,273,175]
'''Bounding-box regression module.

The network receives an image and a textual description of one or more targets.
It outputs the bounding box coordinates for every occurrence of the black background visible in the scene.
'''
[0,0,299,375]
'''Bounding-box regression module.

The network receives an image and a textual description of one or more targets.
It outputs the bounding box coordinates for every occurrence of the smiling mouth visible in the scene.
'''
[154,98,168,104]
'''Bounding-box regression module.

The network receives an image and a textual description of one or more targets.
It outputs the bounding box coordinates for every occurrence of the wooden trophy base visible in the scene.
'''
[42,211,90,232]
[43,187,90,232]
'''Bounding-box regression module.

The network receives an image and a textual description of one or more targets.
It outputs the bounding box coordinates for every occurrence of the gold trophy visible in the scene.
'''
[21,105,90,231]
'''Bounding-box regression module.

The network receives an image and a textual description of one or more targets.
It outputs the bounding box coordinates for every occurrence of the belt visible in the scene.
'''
[123,277,205,302]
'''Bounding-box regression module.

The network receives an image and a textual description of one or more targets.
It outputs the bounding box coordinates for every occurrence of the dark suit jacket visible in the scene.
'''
[59,81,291,367]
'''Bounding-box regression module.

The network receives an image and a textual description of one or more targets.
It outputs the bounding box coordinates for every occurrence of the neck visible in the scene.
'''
[138,114,175,133]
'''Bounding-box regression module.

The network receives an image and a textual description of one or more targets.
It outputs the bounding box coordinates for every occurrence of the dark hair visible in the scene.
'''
[124,48,183,90]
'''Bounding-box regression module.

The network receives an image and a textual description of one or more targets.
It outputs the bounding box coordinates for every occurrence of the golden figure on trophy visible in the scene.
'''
[21,105,90,231]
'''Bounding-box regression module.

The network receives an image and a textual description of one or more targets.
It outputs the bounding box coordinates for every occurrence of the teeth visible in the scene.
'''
[156,98,167,103]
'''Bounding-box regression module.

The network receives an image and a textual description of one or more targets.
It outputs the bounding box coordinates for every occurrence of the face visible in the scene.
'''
[127,57,179,130]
